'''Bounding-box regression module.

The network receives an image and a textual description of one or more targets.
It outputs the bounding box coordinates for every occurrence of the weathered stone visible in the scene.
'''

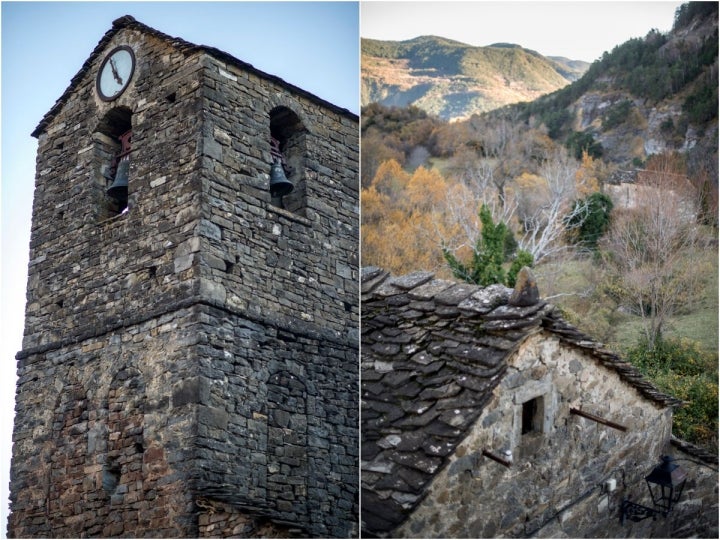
[361,266,699,539]
[10,14,359,540]
[434,284,477,305]
[508,266,540,307]
[458,284,511,313]
[390,271,435,291]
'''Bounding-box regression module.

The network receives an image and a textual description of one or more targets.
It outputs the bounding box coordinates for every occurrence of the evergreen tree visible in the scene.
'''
[565,192,614,250]
[444,204,534,287]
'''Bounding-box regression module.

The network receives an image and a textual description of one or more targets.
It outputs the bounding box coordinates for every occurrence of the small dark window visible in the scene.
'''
[522,396,543,435]
[102,463,121,494]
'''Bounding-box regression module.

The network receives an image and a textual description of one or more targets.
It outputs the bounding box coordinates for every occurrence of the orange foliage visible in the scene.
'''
[362,160,459,275]
[370,159,410,200]
[574,150,601,197]
[406,167,448,212]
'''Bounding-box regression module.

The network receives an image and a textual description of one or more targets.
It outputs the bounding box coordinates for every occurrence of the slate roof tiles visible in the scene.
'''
[360,266,682,536]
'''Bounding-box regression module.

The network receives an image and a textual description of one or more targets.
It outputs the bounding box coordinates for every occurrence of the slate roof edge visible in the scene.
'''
[361,266,683,410]
[670,435,719,465]
[32,15,357,138]
[539,308,684,409]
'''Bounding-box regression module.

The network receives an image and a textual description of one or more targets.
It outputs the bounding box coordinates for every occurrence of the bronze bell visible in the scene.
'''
[269,161,294,198]
[107,157,129,203]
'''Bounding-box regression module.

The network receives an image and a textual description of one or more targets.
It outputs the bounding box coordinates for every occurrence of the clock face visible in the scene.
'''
[97,46,135,101]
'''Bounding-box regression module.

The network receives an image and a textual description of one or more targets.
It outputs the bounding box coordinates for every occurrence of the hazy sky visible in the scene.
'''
[361,1,685,62]
[1,1,358,531]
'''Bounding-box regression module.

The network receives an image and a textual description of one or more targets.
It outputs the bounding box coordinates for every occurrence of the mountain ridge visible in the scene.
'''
[512,2,718,165]
[361,35,590,120]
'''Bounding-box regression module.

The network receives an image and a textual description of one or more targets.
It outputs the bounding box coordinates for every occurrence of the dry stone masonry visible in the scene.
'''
[361,266,717,538]
[9,15,358,538]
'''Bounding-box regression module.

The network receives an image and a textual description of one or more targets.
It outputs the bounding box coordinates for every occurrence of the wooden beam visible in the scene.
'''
[570,407,628,432]
[482,449,512,468]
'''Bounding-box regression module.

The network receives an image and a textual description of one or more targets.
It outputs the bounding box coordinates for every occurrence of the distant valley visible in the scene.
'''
[361,36,590,121]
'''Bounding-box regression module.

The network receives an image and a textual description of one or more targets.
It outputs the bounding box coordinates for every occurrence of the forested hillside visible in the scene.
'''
[361,2,718,450]
[514,1,718,165]
[361,35,588,121]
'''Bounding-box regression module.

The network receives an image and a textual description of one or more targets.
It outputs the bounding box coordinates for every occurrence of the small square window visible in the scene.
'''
[521,396,544,435]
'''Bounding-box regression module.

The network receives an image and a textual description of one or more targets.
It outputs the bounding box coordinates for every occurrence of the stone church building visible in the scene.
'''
[361,267,718,538]
[8,16,358,538]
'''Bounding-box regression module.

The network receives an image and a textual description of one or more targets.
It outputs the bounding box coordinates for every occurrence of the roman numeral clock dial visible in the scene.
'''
[96,46,135,101]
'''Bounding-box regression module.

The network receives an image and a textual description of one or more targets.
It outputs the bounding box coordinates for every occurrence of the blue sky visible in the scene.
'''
[1,1,358,531]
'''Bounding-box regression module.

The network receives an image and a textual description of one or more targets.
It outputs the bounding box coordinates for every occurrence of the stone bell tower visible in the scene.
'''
[7,16,358,538]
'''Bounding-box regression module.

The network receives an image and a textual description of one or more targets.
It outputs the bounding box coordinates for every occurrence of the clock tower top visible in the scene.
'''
[10,14,358,538]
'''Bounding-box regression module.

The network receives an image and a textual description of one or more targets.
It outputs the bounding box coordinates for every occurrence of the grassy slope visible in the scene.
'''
[610,253,719,353]
[538,250,718,354]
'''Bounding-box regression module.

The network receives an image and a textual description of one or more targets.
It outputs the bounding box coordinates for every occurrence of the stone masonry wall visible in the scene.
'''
[396,331,685,538]
[191,305,358,538]
[196,52,359,337]
[185,53,359,537]
[21,27,205,351]
[11,20,359,539]
[196,498,304,538]
[9,308,202,537]
[10,27,207,538]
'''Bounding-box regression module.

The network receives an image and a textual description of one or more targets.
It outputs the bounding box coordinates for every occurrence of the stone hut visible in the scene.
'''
[8,16,358,538]
[361,267,718,538]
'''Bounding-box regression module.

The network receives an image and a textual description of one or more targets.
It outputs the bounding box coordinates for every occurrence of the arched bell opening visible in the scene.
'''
[94,107,133,218]
[269,106,307,215]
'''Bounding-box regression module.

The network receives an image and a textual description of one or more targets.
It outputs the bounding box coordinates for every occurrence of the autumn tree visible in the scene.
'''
[361,131,404,189]
[368,159,410,202]
[515,147,587,263]
[447,115,529,209]
[360,103,443,187]
[361,161,458,276]
[601,163,707,348]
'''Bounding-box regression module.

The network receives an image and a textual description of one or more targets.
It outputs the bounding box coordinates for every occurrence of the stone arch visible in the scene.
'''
[46,375,89,535]
[93,106,133,217]
[266,370,308,520]
[267,94,312,134]
[103,365,146,535]
[269,104,308,214]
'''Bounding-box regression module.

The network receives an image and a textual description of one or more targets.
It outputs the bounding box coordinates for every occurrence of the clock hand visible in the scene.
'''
[109,58,123,85]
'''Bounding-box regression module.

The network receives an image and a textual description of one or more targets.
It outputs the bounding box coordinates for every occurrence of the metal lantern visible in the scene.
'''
[621,455,688,524]
[645,455,688,514]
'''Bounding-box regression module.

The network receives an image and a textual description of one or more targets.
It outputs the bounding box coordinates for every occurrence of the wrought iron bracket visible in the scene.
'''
[620,498,667,524]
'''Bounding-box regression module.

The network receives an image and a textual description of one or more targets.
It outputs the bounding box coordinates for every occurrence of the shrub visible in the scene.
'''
[566,131,603,160]
[625,337,718,450]
[506,250,534,288]
[601,100,633,131]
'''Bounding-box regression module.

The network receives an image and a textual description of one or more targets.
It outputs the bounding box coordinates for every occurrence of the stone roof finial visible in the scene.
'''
[509,266,539,306]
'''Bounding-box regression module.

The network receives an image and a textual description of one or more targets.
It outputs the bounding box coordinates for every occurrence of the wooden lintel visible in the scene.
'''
[482,449,512,468]
[570,407,628,432]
